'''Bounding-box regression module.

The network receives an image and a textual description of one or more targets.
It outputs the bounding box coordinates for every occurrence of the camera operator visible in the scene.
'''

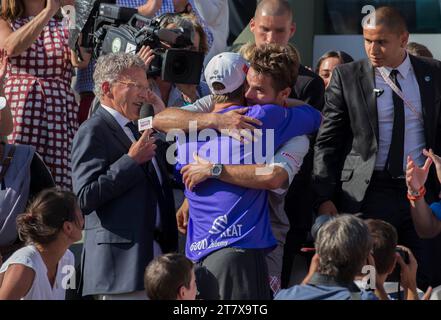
[147,13,210,107]
[362,219,432,300]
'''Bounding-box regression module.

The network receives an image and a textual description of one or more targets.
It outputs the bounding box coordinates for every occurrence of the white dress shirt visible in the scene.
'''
[374,53,426,171]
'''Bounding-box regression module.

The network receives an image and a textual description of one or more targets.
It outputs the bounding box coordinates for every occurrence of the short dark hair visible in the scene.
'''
[366,219,398,275]
[144,253,194,300]
[373,6,408,34]
[16,188,80,245]
[407,42,433,58]
[315,51,354,74]
[250,43,299,92]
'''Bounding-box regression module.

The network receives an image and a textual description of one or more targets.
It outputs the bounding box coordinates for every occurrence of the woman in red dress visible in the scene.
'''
[0,0,80,189]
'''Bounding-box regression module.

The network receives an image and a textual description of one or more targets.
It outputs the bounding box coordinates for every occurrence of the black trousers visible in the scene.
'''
[200,247,272,300]
[345,172,432,290]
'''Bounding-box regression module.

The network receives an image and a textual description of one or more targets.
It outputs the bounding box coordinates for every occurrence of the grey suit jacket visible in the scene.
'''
[71,106,177,296]
[313,56,441,213]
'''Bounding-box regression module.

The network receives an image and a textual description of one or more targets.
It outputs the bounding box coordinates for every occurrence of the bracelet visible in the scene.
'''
[407,186,426,201]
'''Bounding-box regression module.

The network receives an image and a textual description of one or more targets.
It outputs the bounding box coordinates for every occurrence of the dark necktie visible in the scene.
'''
[125,122,141,140]
[125,121,167,222]
[387,69,405,178]
[125,121,163,190]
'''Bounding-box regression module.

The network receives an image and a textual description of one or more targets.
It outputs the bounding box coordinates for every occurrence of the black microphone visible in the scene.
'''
[373,88,384,97]
[138,104,160,139]
[139,103,155,119]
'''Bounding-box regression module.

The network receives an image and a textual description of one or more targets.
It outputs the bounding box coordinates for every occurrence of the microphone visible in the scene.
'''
[373,88,384,97]
[139,103,155,119]
[138,104,161,139]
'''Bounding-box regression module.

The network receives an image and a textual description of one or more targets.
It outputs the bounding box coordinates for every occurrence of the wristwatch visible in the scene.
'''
[0,97,6,111]
[210,164,223,179]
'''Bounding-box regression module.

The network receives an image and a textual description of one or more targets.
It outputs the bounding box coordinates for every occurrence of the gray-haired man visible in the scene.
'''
[71,53,178,299]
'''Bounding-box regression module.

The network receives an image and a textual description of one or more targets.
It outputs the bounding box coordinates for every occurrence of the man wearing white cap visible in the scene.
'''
[155,44,315,296]
[172,49,322,299]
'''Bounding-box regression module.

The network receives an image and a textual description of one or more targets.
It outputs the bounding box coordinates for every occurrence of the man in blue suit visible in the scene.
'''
[71,52,178,299]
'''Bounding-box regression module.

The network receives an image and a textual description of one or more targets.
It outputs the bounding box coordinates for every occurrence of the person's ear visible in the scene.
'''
[279,87,291,102]
[102,82,113,98]
[401,32,410,48]
[62,221,74,238]
[290,22,296,38]
[250,18,256,33]
[177,285,186,300]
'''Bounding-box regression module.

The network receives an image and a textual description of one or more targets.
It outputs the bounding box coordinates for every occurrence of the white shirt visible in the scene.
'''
[101,105,163,256]
[0,245,74,300]
[374,54,426,171]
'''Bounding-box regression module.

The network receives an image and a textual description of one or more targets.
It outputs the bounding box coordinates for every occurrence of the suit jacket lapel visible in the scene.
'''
[358,59,379,143]
[409,55,437,148]
[96,107,133,151]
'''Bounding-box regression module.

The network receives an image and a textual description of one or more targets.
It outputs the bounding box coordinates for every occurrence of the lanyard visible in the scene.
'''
[378,67,424,124]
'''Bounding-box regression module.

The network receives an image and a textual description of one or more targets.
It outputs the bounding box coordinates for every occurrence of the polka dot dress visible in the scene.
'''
[5,17,79,190]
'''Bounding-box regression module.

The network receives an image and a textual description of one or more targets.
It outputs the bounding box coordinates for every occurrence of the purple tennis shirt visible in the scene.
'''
[176,104,322,261]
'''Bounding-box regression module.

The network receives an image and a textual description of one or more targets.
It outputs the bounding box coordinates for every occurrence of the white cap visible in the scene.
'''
[204,52,249,95]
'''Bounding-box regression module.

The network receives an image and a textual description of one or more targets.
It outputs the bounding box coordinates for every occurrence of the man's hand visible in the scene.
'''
[214,108,262,143]
[128,130,157,164]
[180,153,212,191]
[406,154,432,193]
[396,246,418,298]
[317,200,338,216]
[145,88,166,114]
[423,149,441,186]
[137,46,155,71]
[176,198,189,234]
[0,49,8,96]
[301,253,319,285]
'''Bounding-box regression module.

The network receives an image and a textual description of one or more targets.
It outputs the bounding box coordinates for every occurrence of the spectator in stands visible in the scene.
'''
[315,51,354,89]
[275,215,376,300]
[364,219,432,300]
[0,0,80,190]
[407,42,433,58]
[0,189,83,300]
[149,13,210,107]
[144,253,197,300]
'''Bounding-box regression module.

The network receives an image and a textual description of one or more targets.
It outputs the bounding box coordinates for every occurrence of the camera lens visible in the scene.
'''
[171,54,188,76]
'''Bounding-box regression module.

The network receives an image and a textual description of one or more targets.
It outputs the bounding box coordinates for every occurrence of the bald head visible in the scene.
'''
[250,0,296,47]
[255,0,293,21]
